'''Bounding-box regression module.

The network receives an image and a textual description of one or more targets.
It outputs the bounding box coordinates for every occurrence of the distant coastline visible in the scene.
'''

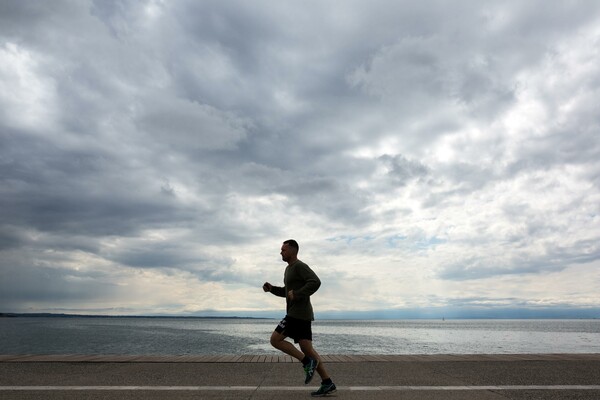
[2,309,599,320]
[0,313,271,319]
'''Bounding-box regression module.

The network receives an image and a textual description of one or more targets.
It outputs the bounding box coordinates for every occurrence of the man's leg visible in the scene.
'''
[298,339,330,380]
[299,339,337,396]
[270,331,305,360]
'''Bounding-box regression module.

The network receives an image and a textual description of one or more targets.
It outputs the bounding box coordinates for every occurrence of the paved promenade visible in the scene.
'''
[1,354,599,399]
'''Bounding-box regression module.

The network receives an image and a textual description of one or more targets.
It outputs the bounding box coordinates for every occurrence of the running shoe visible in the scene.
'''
[311,382,337,397]
[303,357,319,384]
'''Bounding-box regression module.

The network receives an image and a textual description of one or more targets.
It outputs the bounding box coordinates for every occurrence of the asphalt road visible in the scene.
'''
[1,357,599,399]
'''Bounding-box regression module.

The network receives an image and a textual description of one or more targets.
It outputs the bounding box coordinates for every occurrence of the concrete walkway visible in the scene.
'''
[1,354,599,399]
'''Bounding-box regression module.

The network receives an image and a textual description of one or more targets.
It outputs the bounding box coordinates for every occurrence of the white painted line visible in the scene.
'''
[375,385,600,391]
[1,385,600,391]
[0,386,255,391]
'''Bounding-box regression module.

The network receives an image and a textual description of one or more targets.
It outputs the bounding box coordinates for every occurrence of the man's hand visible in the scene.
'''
[262,282,272,292]
[287,290,295,301]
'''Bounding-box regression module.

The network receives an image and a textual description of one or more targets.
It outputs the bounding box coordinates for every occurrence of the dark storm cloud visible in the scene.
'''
[102,242,252,284]
[276,175,373,226]
[0,261,120,306]
[438,238,600,281]
[0,131,194,237]
[379,154,429,186]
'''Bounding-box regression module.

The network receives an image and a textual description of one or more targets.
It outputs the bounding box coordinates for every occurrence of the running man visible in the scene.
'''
[263,239,336,397]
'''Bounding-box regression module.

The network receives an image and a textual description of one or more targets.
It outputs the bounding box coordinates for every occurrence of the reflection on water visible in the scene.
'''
[1,318,599,355]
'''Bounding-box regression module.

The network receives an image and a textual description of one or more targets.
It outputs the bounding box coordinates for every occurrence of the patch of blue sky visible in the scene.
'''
[415,236,447,250]
[386,234,408,248]
[326,234,446,250]
[326,235,375,245]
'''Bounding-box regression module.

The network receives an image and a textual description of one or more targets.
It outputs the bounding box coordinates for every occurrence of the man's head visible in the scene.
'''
[281,239,299,263]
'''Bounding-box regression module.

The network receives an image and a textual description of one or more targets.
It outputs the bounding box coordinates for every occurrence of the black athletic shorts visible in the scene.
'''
[274,315,312,343]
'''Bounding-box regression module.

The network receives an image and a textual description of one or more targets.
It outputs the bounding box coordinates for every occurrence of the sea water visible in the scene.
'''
[1,318,599,355]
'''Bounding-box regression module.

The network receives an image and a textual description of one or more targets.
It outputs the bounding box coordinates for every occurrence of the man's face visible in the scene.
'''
[280,244,293,262]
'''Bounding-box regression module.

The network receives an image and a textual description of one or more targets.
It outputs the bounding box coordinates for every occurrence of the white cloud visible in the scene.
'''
[1,0,599,317]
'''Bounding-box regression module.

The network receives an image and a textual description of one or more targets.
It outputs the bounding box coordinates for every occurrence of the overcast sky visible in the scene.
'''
[1,0,599,318]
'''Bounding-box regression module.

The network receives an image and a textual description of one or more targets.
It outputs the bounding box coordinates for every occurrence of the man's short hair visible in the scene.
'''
[283,239,299,252]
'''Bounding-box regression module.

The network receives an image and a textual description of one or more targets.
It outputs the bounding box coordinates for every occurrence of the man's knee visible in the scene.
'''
[270,331,285,347]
